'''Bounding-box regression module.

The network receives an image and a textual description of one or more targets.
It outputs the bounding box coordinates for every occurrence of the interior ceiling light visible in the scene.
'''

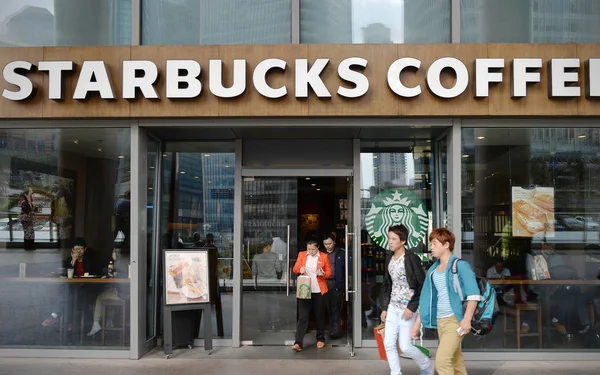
[305,177,310,180]
[477,136,486,140]
[194,176,199,179]
[311,184,316,186]
[118,155,125,159]
[204,154,210,157]
[73,140,79,144]
[578,135,587,139]
[462,154,469,158]
[180,171,185,174]
[97,140,103,152]
[162,153,167,157]
[316,188,321,191]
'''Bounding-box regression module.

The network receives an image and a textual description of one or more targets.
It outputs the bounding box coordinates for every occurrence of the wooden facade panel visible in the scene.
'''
[0,45,598,119]
[130,45,220,117]
[0,48,44,118]
[398,44,489,116]
[41,46,131,118]
[487,44,579,116]
[217,45,309,117]
[307,44,398,116]
[577,44,600,116]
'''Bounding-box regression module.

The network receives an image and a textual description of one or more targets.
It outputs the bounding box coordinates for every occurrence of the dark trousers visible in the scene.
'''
[324,281,343,337]
[295,292,325,347]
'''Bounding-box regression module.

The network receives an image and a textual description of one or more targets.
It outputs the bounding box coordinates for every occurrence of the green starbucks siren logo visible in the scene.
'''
[365,189,429,250]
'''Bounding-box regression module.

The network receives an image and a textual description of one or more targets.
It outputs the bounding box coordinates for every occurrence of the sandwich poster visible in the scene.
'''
[511,187,555,238]
[164,250,210,305]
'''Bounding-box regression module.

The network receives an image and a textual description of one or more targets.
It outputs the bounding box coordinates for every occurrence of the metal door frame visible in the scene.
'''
[234,165,355,347]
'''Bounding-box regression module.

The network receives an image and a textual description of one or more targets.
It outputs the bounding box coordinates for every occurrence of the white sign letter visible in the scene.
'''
[2,61,37,101]
[73,61,115,100]
[549,58,580,98]
[337,57,369,98]
[511,58,542,98]
[387,58,421,98]
[587,59,600,98]
[426,57,469,99]
[122,61,159,100]
[475,58,504,98]
[295,59,331,98]
[39,61,74,100]
[253,58,287,99]
[166,60,202,99]
[209,59,246,98]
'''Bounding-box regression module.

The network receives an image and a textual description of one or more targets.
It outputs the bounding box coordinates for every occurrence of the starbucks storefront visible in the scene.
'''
[1,43,599,360]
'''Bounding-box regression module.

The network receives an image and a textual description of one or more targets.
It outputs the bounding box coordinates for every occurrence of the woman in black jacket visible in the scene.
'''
[378,224,433,375]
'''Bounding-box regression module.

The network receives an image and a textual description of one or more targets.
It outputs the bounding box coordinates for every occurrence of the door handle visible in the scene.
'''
[286,225,290,297]
[344,225,355,302]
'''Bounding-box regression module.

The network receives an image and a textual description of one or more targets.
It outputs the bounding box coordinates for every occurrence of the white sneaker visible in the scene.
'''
[87,322,102,336]
[421,360,435,375]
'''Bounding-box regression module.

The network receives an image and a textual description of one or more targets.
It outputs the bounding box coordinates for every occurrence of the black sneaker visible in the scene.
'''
[579,324,591,334]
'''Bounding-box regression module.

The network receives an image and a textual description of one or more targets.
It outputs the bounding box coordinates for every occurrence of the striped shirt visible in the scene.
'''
[432,270,454,318]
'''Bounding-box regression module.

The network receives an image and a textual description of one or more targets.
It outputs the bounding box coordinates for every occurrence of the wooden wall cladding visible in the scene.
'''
[578,44,600,116]
[0,44,599,118]
[487,44,579,116]
[41,46,131,118]
[0,47,44,118]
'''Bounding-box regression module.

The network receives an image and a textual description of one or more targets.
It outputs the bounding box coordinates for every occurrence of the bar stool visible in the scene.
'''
[101,299,127,346]
[503,303,543,349]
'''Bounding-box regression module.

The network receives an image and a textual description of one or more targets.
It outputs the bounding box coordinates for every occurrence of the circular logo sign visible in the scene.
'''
[365,189,429,250]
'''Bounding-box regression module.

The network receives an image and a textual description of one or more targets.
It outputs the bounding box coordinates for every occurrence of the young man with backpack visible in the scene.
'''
[411,228,481,375]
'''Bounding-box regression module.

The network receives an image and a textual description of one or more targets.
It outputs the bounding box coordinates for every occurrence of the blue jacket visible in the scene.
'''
[418,254,480,329]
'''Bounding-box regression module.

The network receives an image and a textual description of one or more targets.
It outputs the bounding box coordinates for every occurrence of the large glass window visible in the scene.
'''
[0,127,131,349]
[0,0,132,47]
[142,0,292,45]
[462,127,600,351]
[160,147,235,339]
[300,0,451,44]
[461,0,600,43]
[360,142,436,340]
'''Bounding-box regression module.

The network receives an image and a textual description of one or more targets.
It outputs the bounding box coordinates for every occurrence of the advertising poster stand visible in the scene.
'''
[162,248,218,358]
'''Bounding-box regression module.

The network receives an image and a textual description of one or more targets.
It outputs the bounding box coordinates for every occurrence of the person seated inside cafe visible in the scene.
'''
[87,248,123,337]
[524,236,589,336]
[41,238,104,327]
[487,260,511,279]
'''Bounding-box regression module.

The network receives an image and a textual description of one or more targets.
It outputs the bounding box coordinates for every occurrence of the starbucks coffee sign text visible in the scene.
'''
[3,57,599,102]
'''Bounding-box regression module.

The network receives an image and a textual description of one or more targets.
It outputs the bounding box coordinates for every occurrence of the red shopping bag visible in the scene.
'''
[374,324,389,361]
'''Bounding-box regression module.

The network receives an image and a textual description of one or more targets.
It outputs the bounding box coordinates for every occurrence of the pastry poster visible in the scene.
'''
[164,250,210,305]
[511,187,555,238]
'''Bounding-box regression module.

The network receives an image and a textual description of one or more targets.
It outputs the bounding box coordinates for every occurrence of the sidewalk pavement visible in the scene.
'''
[2,347,599,375]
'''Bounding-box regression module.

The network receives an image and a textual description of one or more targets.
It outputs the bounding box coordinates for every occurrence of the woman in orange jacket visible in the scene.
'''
[291,239,332,352]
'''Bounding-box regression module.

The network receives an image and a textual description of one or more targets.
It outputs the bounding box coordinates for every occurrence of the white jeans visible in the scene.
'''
[384,305,430,375]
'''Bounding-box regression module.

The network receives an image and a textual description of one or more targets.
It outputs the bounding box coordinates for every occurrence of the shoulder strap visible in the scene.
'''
[451,258,465,302]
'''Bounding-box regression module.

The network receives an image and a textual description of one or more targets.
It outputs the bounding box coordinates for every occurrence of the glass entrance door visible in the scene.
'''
[241,177,298,344]
[240,174,355,348]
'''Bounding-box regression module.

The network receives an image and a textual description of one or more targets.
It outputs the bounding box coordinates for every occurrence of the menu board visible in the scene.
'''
[164,250,210,305]
[511,186,555,238]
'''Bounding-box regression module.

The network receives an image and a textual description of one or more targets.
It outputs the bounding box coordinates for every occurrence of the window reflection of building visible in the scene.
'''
[299,0,352,43]
[404,0,451,43]
[0,0,131,47]
[361,23,392,44]
[0,5,54,46]
[143,0,291,45]
[461,0,600,43]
